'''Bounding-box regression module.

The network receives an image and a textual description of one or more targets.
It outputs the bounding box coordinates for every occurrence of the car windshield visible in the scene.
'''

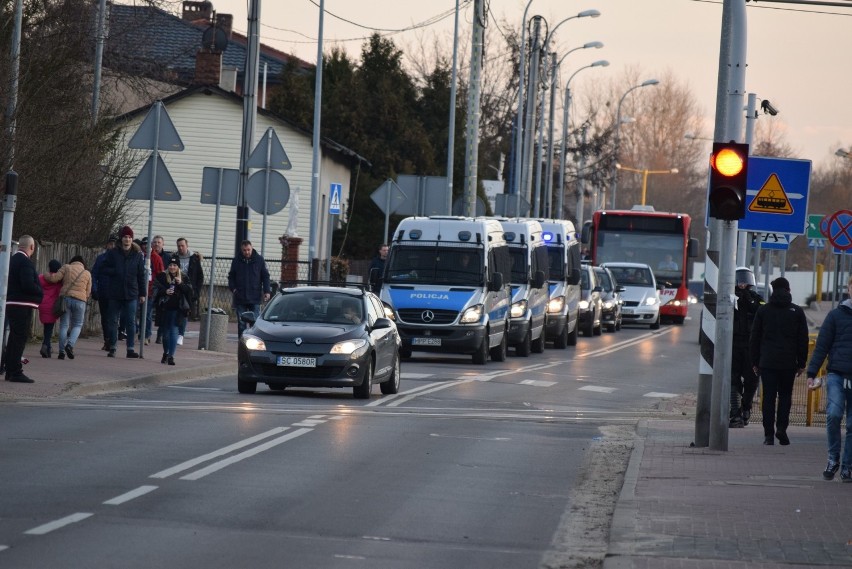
[264,292,363,324]
[607,266,653,287]
[385,245,483,286]
[596,269,613,292]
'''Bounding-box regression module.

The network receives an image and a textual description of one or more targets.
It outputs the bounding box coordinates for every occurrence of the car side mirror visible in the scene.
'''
[532,270,546,289]
[593,286,602,293]
[373,317,393,330]
[489,272,504,292]
[240,311,257,325]
[615,285,626,293]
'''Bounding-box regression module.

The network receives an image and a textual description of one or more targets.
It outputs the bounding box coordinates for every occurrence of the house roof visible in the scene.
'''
[113,85,369,167]
[105,4,309,86]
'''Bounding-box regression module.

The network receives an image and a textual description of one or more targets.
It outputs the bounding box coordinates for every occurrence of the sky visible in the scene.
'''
[206,0,852,169]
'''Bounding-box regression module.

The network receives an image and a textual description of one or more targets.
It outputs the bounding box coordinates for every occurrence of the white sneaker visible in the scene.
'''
[177,335,184,346]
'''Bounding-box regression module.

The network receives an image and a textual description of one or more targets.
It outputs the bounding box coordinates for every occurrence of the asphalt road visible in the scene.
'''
[0,307,701,568]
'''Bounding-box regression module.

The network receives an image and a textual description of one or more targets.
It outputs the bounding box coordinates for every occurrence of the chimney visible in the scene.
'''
[194,48,222,86]
[182,1,213,23]
[220,66,238,92]
[215,13,233,40]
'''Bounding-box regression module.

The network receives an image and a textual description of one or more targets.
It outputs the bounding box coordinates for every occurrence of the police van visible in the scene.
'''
[497,218,549,356]
[537,219,582,348]
[378,216,512,365]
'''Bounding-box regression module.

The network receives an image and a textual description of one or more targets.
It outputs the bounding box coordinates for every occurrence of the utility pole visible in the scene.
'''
[521,17,543,210]
[544,53,558,219]
[236,0,261,254]
[445,0,460,215]
[461,0,484,216]
[308,0,325,276]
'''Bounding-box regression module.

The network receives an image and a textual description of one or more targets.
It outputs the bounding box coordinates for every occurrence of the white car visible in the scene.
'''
[600,262,661,329]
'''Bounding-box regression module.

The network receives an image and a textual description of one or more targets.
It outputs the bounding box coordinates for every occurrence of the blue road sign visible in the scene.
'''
[329,183,342,215]
[808,238,826,249]
[827,210,852,251]
[750,232,795,251]
[737,156,811,234]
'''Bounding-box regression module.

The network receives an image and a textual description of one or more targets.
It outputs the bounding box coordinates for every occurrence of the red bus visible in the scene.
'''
[583,206,699,324]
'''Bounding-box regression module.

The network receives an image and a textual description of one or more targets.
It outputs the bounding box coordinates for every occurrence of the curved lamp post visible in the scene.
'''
[558,59,609,221]
[513,7,600,205]
[609,78,659,209]
[615,163,679,206]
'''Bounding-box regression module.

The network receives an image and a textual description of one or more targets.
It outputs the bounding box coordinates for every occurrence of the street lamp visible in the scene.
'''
[513,7,600,204]
[615,163,679,206]
[685,132,713,141]
[558,59,609,222]
[610,79,659,209]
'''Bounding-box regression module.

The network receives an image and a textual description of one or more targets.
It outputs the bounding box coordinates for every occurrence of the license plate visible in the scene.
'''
[622,308,634,315]
[412,337,441,346]
[277,356,317,367]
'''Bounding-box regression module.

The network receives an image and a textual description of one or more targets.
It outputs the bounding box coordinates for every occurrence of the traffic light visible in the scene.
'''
[708,141,749,221]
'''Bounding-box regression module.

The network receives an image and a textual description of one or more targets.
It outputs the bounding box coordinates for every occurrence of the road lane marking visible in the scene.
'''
[401,373,432,379]
[579,386,617,393]
[103,485,158,506]
[150,426,290,479]
[381,379,475,407]
[578,328,675,358]
[644,392,678,398]
[292,419,326,427]
[0,545,8,553]
[180,428,313,481]
[520,379,557,387]
[166,386,223,391]
[365,380,457,407]
[24,513,93,535]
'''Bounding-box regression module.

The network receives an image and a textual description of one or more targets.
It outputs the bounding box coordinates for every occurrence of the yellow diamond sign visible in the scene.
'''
[748,173,793,214]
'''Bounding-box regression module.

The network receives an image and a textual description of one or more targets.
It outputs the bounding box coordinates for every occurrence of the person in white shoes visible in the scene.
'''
[153,256,192,365]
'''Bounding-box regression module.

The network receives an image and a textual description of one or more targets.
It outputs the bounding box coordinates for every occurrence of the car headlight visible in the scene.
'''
[382,302,395,320]
[510,300,528,318]
[547,296,565,314]
[579,300,589,310]
[460,304,483,324]
[603,300,614,309]
[242,334,267,351]
[644,297,659,306]
[330,339,368,357]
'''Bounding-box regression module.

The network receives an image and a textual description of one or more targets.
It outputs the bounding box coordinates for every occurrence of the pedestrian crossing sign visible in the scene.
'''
[329,183,342,215]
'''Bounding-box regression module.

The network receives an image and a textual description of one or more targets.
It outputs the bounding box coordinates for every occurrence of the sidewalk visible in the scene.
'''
[0,319,237,401]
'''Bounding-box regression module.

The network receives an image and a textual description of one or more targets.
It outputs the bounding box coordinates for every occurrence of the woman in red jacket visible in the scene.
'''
[37,260,62,358]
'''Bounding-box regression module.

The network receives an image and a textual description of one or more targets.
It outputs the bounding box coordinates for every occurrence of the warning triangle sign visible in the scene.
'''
[748,173,793,214]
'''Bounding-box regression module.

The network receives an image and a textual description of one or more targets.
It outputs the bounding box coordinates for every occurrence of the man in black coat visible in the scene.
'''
[103,225,146,358]
[4,235,43,382]
[228,240,270,337]
[730,267,764,427]
[750,277,809,446]
[368,243,388,293]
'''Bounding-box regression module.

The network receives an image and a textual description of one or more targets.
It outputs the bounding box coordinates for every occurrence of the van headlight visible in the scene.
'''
[644,297,659,306]
[382,302,395,319]
[242,334,267,351]
[331,339,368,358]
[460,304,483,324]
[579,300,590,310]
[510,300,528,318]
[547,296,565,314]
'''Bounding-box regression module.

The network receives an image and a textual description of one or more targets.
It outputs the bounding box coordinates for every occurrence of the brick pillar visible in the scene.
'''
[194,49,222,86]
[280,235,303,283]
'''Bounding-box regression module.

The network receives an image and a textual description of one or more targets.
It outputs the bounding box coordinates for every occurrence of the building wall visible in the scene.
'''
[117,91,351,267]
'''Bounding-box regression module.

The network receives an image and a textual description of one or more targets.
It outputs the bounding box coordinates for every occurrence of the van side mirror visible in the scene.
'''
[489,272,504,292]
[568,268,581,286]
[688,238,699,258]
[532,270,545,289]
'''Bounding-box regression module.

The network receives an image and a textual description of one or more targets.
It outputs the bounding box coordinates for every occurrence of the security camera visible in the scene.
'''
[761,100,779,116]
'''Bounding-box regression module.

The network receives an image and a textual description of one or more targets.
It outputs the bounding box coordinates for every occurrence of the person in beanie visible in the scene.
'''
[749,276,809,446]
[153,255,192,365]
[730,267,764,427]
[228,240,270,337]
[807,275,852,482]
[4,236,43,382]
[102,225,146,358]
[37,259,63,358]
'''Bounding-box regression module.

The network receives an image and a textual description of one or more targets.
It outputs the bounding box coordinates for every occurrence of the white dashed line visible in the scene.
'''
[401,373,433,379]
[24,513,93,535]
[0,545,8,553]
[292,420,327,427]
[578,385,617,393]
[519,379,557,387]
[644,392,678,398]
[103,485,158,506]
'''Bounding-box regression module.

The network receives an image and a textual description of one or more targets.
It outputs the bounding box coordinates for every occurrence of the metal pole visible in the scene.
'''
[462,0,484,217]
[575,127,588,225]
[204,170,223,351]
[544,53,558,218]
[521,17,543,206]
[737,93,757,265]
[532,48,548,218]
[140,103,163,359]
[236,0,261,253]
[558,86,571,219]
[512,1,536,198]
[446,0,460,215]
[261,129,272,257]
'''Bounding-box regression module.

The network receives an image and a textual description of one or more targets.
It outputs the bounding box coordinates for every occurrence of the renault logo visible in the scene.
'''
[295,337,303,346]
[421,310,435,323]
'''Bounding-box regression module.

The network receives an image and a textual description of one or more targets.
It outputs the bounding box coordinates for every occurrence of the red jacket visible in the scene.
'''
[147,252,164,296]
[38,274,63,325]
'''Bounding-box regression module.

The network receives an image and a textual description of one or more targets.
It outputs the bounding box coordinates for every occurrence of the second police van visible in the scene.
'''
[378,216,513,365]
[497,218,549,356]
[537,219,582,348]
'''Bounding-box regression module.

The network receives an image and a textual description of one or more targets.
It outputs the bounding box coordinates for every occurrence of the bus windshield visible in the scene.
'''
[386,246,483,286]
[595,232,684,286]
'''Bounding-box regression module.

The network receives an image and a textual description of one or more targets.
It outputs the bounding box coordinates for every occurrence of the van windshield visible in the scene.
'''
[386,246,483,286]
[508,246,528,284]
[546,246,565,280]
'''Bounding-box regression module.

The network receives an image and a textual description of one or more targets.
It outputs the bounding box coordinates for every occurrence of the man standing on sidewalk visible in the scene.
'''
[4,235,43,382]
[807,276,852,482]
[103,225,146,358]
[228,240,270,337]
[730,267,763,428]
[750,277,809,446]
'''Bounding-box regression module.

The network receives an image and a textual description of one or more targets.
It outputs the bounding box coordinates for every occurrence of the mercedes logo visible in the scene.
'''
[294,337,303,345]
[421,310,435,323]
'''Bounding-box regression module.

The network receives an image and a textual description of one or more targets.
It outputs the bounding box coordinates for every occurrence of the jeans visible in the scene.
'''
[58,297,86,349]
[160,309,179,357]
[235,303,260,337]
[108,299,138,351]
[42,322,55,348]
[760,367,796,438]
[825,373,852,466]
[97,296,110,342]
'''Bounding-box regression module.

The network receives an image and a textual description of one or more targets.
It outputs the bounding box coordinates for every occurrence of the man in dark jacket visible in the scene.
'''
[91,233,117,350]
[368,243,388,293]
[103,225,146,358]
[4,235,43,382]
[228,240,270,337]
[750,277,809,446]
[806,276,852,482]
[730,267,764,427]
[175,237,203,321]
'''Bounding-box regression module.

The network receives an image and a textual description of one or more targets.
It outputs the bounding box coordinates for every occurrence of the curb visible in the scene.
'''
[63,360,236,397]
[604,420,646,567]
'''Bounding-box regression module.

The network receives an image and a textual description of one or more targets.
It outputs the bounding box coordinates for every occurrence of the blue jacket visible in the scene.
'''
[227,250,271,305]
[102,243,146,301]
[807,300,852,377]
[91,249,111,298]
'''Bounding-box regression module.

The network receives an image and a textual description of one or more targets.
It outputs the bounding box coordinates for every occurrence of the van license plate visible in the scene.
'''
[412,337,441,346]
[277,356,317,367]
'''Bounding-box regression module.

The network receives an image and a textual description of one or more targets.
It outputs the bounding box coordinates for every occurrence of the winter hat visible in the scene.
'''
[168,255,180,266]
[771,277,790,291]
[119,225,133,239]
[48,259,61,273]
[107,234,118,244]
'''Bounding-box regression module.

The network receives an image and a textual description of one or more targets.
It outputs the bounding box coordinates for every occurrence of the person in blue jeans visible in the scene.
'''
[102,225,146,358]
[227,240,271,337]
[154,256,192,365]
[43,256,92,360]
[807,276,852,483]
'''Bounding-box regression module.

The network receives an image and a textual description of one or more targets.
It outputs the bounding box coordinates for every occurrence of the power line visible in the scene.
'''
[691,0,852,16]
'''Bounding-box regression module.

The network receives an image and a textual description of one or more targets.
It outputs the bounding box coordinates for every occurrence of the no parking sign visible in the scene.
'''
[826,210,852,251]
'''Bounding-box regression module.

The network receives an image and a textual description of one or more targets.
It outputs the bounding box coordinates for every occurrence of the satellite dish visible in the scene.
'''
[201,25,228,52]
